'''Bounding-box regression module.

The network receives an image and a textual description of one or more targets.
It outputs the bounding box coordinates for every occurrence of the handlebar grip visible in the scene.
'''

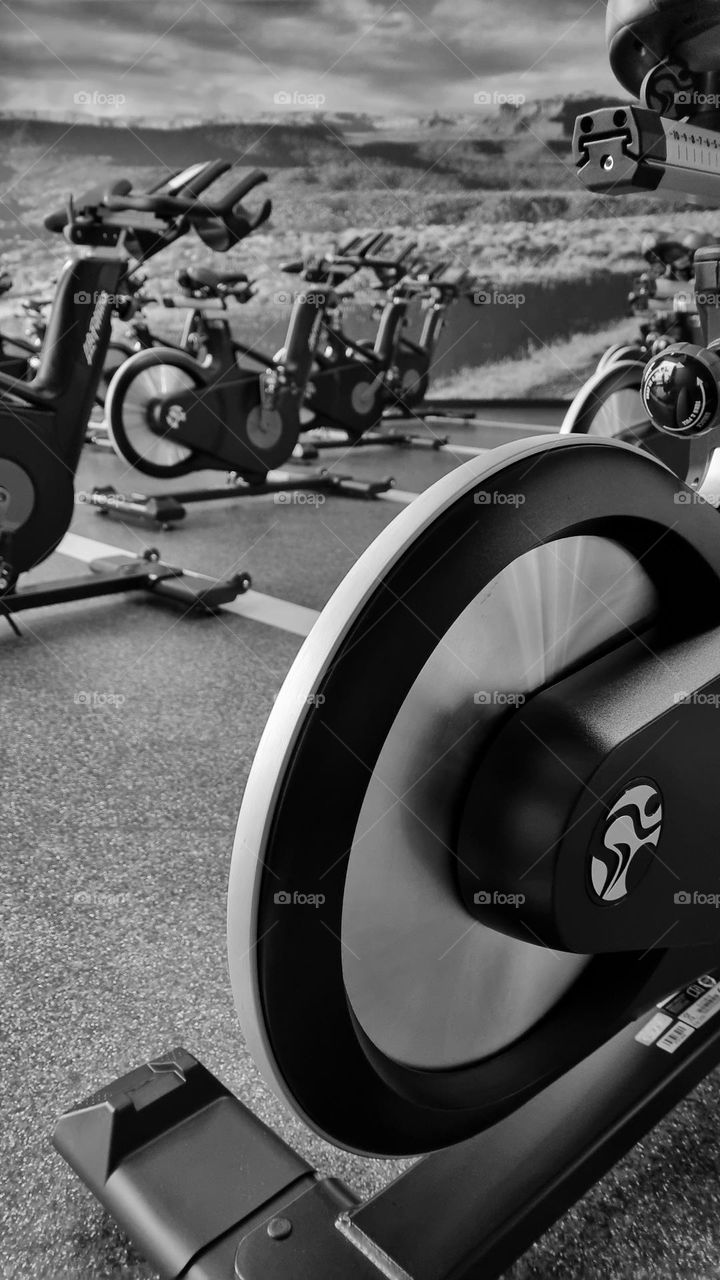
[104,192,192,217]
[175,159,231,199]
[375,233,394,253]
[212,169,268,213]
[280,260,305,274]
[192,193,271,251]
[396,240,418,263]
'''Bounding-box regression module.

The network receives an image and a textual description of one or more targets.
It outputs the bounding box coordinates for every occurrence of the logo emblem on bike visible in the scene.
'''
[82,291,110,366]
[590,779,663,903]
[165,404,187,430]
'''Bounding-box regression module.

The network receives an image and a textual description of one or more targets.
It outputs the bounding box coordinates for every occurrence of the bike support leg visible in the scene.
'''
[54,971,720,1280]
[294,429,489,460]
[0,549,249,621]
[84,470,397,528]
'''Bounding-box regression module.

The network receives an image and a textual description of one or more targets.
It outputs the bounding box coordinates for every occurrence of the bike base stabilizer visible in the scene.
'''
[54,972,720,1280]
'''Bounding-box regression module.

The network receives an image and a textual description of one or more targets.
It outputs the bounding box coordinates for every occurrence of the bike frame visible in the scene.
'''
[144,288,331,474]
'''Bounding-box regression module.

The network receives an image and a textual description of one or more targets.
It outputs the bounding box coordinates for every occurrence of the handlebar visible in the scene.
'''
[44,178,133,232]
[44,164,271,261]
[170,160,231,199]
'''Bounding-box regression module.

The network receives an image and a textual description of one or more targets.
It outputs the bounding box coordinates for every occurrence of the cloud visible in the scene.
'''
[0,0,616,118]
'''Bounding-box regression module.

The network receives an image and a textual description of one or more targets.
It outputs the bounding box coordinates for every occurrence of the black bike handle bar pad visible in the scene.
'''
[337,234,366,255]
[174,160,231,199]
[43,179,132,232]
[182,267,249,287]
[353,233,386,258]
[208,170,268,215]
[362,231,389,252]
[192,196,271,251]
[344,231,383,259]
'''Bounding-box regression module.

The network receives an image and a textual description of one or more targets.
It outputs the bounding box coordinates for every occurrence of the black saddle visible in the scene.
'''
[176,267,251,300]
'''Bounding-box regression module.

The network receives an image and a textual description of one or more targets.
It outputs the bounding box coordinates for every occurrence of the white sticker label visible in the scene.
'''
[657,1022,695,1054]
[679,985,720,1029]
[635,1012,674,1046]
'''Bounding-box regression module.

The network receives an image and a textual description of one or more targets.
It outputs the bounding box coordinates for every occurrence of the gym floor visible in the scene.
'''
[5,406,720,1280]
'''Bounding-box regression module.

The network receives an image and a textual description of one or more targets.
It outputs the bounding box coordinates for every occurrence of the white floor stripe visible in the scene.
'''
[222,590,318,636]
[59,532,319,637]
[60,532,138,561]
[438,443,488,457]
[377,488,419,506]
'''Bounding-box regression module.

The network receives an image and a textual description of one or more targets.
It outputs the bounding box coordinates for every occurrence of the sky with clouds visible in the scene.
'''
[0,0,617,120]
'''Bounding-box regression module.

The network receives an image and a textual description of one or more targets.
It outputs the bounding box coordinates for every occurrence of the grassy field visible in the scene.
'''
[434,316,639,399]
[0,106,713,380]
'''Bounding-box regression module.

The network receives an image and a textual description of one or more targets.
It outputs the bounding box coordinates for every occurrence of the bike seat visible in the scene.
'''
[643,237,689,265]
[177,266,250,299]
[642,231,714,275]
[608,0,720,97]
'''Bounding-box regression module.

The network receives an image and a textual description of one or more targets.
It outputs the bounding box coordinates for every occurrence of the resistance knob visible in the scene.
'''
[641,343,720,435]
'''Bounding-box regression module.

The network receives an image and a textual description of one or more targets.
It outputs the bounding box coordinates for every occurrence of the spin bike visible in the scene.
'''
[0,271,145,408]
[559,230,709,473]
[0,161,269,626]
[85,224,396,527]
[85,262,255,453]
[596,229,709,372]
[54,5,720,1277]
[0,274,51,380]
[293,237,569,458]
[296,243,483,449]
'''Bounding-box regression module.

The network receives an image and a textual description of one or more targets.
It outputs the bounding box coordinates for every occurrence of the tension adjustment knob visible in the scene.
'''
[641,343,720,436]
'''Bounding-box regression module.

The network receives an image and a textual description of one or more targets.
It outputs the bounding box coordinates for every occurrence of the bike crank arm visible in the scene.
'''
[574,105,720,199]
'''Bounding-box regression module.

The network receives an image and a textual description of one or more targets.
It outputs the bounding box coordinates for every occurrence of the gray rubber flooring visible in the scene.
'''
[5,404,720,1280]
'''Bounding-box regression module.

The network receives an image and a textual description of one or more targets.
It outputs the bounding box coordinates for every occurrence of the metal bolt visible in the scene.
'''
[266,1216,293,1240]
[601,154,614,171]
